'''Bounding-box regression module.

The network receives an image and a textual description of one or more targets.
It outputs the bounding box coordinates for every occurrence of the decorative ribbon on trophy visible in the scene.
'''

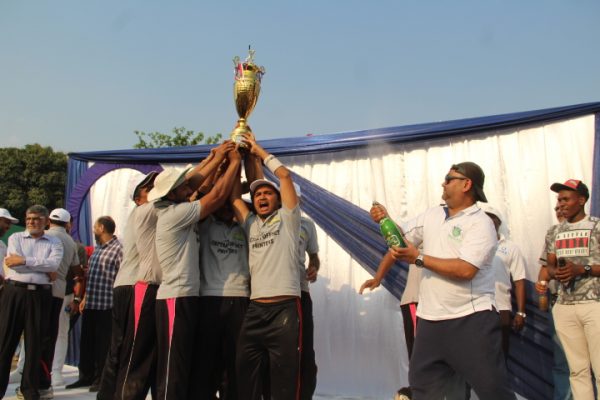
[230,47,265,150]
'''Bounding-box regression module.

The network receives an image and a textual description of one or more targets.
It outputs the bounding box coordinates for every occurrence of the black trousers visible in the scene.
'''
[115,283,158,400]
[299,291,317,400]
[236,299,301,400]
[97,285,133,399]
[79,308,112,385]
[192,296,249,400]
[156,296,200,400]
[0,283,52,400]
[400,302,418,359]
[409,310,516,400]
[39,296,63,389]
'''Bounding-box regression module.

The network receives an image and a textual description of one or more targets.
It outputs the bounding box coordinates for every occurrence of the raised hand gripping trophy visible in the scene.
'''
[230,47,265,150]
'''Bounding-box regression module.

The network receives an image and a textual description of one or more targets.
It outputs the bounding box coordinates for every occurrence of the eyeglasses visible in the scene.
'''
[444,175,469,184]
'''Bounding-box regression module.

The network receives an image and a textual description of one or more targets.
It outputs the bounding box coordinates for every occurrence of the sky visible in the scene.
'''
[1,1,599,154]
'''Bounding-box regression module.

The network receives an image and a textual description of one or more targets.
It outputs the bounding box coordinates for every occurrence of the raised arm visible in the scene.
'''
[230,167,250,223]
[242,133,298,210]
[188,141,236,191]
[198,146,242,220]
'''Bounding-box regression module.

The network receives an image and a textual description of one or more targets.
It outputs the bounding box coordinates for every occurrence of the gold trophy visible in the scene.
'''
[230,47,265,149]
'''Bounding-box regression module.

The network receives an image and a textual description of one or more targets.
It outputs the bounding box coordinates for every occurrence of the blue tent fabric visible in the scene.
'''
[66,162,163,244]
[68,102,600,162]
[65,102,600,399]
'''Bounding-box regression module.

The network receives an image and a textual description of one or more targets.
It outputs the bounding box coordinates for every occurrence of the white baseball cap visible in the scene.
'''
[249,179,280,194]
[0,208,18,223]
[49,208,71,223]
[148,166,193,202]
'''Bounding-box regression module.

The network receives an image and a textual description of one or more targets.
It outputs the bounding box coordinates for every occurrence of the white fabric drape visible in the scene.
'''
[87,114,594,398]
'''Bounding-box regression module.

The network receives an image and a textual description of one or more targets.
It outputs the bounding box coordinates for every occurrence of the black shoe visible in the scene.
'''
[66,379,92,389]
[89,384,100,392]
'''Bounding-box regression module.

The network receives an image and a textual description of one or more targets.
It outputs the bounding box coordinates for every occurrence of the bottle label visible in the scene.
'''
[385,233,402,247]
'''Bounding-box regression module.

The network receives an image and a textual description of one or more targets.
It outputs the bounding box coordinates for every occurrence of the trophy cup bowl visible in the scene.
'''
[230,49,265,150]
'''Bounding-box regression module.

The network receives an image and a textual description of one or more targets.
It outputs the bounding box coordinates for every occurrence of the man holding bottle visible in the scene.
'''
[370,162,515,400]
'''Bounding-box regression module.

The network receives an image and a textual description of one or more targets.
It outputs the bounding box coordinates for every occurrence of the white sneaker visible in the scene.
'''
[51,371,65,387]
[39,386,54,400]
[9,369,22,384]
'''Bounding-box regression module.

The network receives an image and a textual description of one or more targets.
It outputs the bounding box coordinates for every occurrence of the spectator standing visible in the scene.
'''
[536,204,573,400]
[481,205,527,357]
[0,205,63,400]
[67,216,122,391]
[545,179,600,399]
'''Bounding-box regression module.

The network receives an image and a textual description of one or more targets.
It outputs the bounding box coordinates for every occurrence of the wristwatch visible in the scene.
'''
[515,311,526,318]
[584,264,592,277]
[415,254,425,268]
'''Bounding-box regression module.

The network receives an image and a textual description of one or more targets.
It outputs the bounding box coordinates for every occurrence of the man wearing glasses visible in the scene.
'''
[0,205,63,400]
[370,162,515,400]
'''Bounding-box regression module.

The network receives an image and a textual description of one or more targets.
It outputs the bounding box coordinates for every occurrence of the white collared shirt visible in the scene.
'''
[402,204,498,321]
[493,235,526,311]
[5,231,63,285]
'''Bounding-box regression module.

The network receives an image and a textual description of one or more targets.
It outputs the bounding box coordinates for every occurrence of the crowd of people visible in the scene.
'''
[0,134,320,400]
[0,136,598,400]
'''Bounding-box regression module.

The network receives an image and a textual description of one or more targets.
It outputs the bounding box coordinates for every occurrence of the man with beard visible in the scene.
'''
[370,162,515,400]
[231,133,302,400]
[0,205,63,400]
[149,141,240,400]
[67,216,123,391]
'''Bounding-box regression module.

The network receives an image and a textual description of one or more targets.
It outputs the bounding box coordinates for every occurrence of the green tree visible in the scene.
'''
[0,144,67,221]
[133,127,222,148]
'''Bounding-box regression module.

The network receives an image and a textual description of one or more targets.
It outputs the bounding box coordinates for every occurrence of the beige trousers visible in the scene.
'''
[553,302,600,400]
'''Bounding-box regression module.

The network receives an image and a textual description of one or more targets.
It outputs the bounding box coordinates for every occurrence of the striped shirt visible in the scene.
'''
[86,236,122,310]
[5,231,63,284]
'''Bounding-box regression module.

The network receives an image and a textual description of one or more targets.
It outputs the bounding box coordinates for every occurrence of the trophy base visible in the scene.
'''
[230,118,251,151]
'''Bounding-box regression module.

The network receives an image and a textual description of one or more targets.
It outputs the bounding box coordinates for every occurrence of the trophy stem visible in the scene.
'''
[231,118,251,150]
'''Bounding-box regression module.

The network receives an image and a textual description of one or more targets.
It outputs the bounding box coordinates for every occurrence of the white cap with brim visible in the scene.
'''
[0,208,18,223]
[249,179,280,194]
[49,208,71,223]
[147,166,193,202]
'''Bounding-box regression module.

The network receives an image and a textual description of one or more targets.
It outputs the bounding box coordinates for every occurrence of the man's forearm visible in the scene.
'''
[422,255,478,280]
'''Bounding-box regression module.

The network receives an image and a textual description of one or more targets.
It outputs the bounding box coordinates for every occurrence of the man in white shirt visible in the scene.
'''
[0,205,63,400]
[481,205,527,357]
[371,162,515,400]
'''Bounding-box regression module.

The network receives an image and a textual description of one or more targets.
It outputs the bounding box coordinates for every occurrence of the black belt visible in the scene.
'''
[6,280,52,291]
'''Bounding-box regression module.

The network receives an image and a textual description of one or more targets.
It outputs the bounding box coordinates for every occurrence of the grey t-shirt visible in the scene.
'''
[298,217,319,293]
[244,206,301,299]
[135,202,162,285]
[199,216,250,297]
[547,216,600,304]
[46,226,80,298]
[155,200,202,299]
[114,206,141,287]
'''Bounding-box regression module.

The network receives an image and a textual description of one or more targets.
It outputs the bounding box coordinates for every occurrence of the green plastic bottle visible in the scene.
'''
[373,201,407,248]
